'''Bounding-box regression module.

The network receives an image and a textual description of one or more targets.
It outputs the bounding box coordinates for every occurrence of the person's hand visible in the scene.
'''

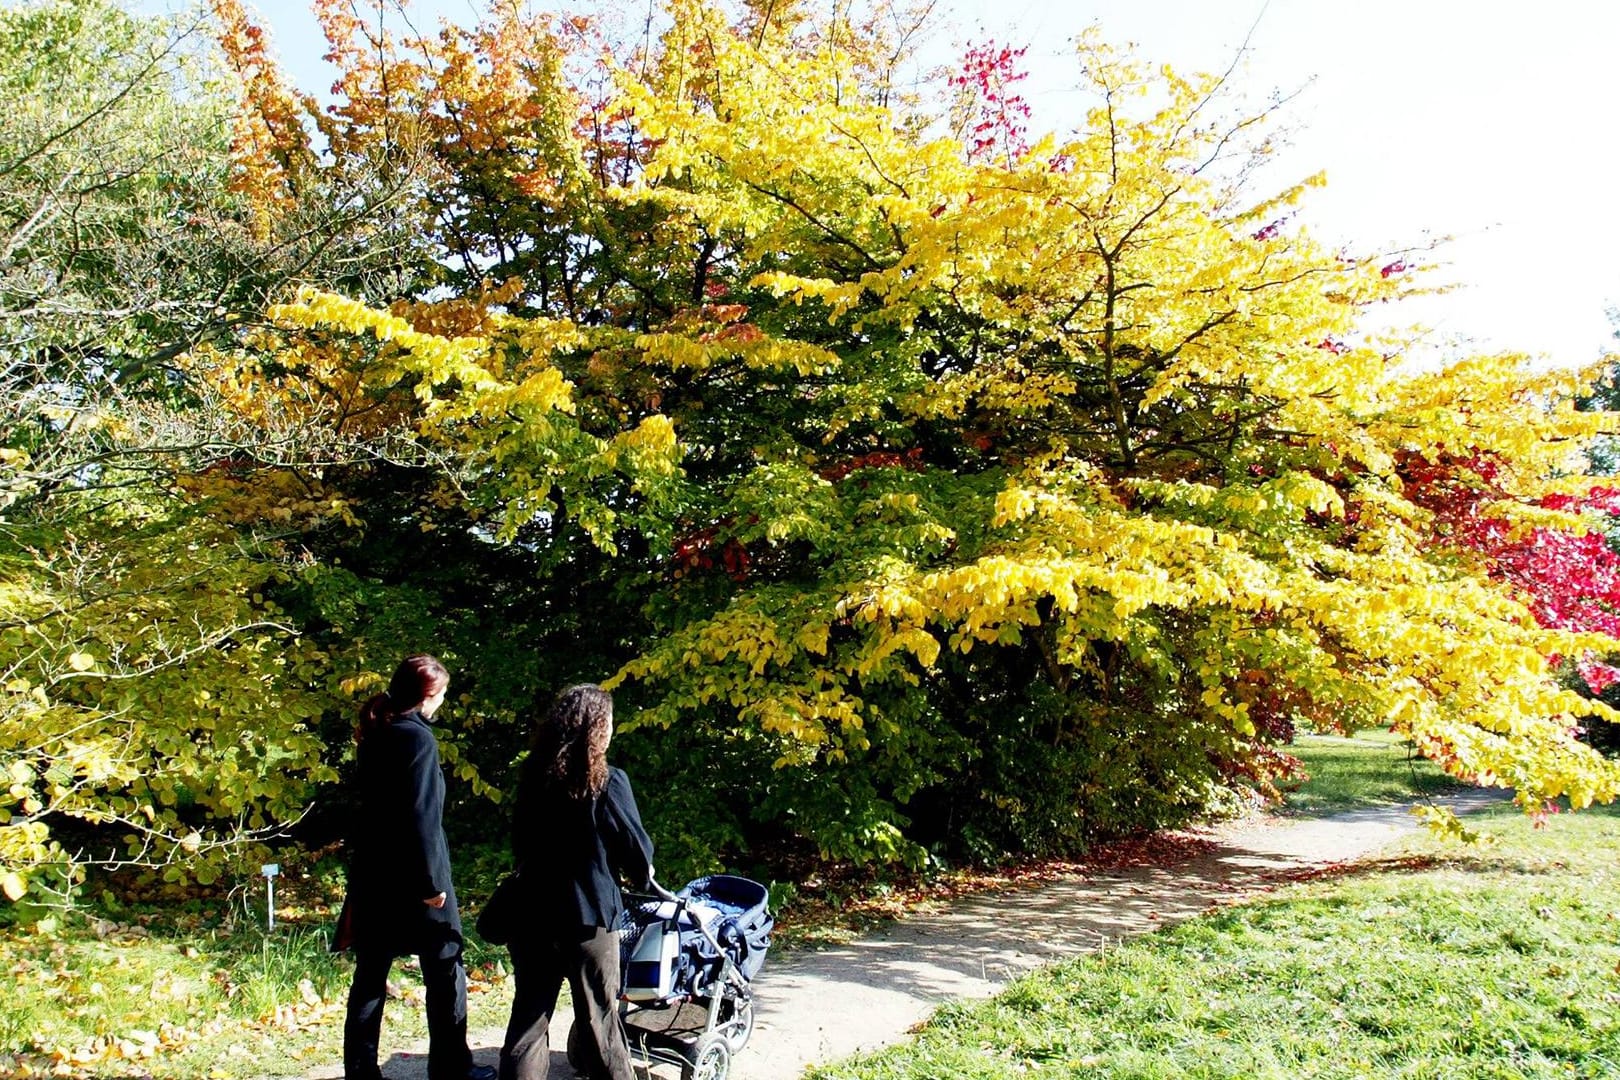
[424,892,447,909]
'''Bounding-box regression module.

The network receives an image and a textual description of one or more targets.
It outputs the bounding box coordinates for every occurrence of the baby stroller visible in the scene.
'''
[567,874,773,1080]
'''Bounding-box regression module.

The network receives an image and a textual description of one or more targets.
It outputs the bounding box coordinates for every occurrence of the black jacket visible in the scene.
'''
[341,711,462,959]
[511,763,653,933]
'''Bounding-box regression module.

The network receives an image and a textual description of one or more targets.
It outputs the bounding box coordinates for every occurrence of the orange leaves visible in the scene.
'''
[208,0,317,236]
[391,277,524,340]
[701,303,750,325]
[210,0,595,250]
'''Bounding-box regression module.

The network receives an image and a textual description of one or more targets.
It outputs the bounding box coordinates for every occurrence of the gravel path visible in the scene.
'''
[329,788,1506,1080]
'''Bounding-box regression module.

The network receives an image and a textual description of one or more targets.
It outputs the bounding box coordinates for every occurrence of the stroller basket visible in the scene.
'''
[622,874,774,1003]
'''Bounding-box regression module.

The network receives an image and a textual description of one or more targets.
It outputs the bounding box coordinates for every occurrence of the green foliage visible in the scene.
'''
[927,683,1235,861]
[0,0,405,493]
[1578,310,1620,474]
[0,492,336,897]
[0,0,228,367]
[0,0,479,899]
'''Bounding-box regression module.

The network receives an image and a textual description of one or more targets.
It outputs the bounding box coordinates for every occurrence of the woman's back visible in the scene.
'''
[513,761,652,930]
[353,714,437,855]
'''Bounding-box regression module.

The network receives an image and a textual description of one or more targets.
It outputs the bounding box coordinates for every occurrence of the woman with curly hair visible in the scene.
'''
[499,684,653,1080]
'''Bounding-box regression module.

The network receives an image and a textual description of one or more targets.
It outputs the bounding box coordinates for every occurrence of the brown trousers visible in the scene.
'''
[499,925,633,1080]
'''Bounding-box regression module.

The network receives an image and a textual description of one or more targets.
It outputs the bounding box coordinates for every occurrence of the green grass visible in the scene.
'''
[810,803,1620,1080]
[0,908,365,1075]
[1280,730,1463,816]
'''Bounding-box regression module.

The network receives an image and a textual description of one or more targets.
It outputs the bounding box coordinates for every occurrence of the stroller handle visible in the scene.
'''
[645,874,679,904]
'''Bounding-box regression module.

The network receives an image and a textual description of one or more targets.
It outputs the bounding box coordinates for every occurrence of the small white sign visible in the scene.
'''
[261,864,281,931]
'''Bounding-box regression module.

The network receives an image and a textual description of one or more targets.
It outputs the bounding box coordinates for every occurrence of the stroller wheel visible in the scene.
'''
[682,1033,730,1080]
[717,995,754,1054]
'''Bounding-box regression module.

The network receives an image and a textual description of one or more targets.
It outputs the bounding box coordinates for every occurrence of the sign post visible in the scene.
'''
[261,863,280,932]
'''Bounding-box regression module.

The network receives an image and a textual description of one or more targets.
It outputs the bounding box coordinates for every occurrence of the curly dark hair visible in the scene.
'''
[532,684,613,800]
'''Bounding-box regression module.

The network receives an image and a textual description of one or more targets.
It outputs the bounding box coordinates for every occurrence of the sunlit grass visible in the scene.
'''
[0,885,515,1078]
[1281,730,1464,816]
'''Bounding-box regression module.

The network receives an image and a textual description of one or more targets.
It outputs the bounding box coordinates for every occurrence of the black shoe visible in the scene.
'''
[466,1066,497,1080]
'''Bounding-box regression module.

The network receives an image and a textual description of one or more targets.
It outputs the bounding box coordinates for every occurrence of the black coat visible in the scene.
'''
[511,764,653,935]
[340,711,463,959]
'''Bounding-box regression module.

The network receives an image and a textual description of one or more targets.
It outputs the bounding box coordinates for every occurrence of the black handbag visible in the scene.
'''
[477,871,524,945]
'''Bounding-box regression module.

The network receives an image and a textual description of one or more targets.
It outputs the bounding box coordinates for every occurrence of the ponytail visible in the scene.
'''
[355,691,395,744]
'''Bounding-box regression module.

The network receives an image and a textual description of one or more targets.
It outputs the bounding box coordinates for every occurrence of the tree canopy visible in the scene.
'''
[3,0,1619,897]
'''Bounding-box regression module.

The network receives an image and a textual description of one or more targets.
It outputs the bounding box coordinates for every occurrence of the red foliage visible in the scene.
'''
[950,42,1031,165]
[672,522,751,583]
[1398,450,1620,692]
[1578,654,1620,695]
[819,447,926,483]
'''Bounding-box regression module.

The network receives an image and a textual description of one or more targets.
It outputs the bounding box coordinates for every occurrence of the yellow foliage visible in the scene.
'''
[191,0,1620,840]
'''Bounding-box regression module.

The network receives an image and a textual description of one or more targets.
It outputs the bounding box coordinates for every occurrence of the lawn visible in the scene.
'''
[0,883,517,1078]
[1281,730,1463,816]
[809,802,1620,1080]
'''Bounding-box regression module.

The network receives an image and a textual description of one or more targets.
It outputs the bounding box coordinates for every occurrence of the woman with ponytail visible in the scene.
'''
[498,684,653,1080]
[339,655,494,1080]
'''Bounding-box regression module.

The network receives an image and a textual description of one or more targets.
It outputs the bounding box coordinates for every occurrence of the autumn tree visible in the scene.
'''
[184,0,1620,877]
[12,0,1620,896]
[0,0,439,900]
[600,13,1620,854]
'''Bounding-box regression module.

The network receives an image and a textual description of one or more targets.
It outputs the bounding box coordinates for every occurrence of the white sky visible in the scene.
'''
[969,0,1620,367]
[245,0,1620,366]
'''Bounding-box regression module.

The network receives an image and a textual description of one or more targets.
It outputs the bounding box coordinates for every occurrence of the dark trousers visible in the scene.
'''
[499,926,632,1080]
[344,948,472,1080]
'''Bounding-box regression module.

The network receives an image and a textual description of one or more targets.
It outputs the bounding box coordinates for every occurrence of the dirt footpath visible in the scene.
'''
[329,788,1505,1080]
